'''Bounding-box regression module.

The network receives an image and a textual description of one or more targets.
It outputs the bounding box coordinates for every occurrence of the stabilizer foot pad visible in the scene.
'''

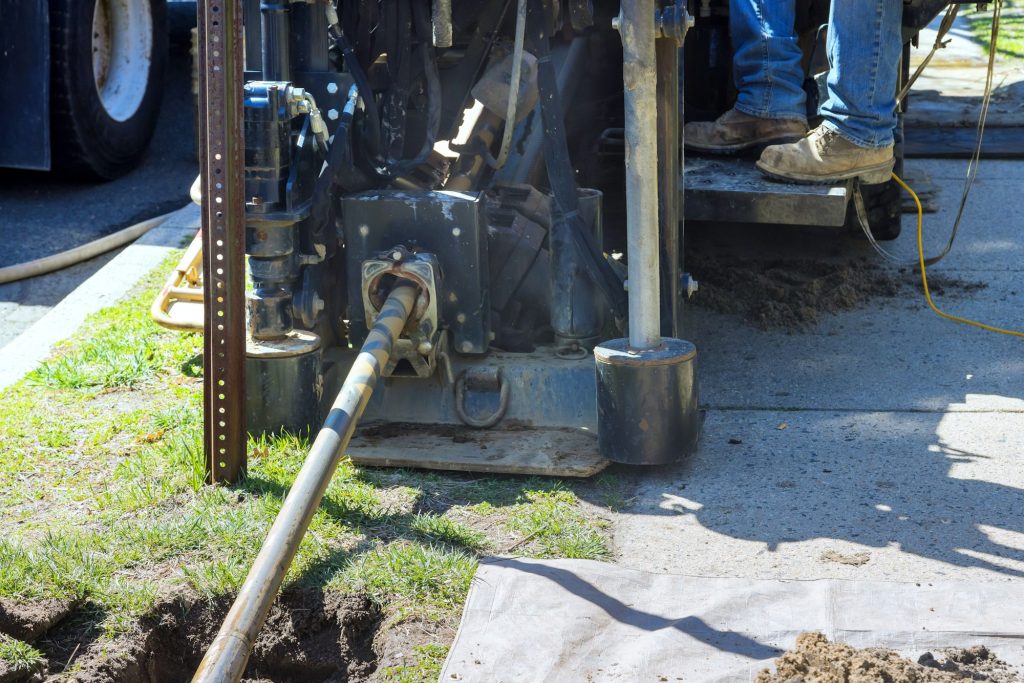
[346,424,609,477]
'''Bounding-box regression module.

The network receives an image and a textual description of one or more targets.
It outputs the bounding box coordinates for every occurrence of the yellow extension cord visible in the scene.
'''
[892,171,1024,338]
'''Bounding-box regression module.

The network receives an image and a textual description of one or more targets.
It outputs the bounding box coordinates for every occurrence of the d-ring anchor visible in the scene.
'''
[454,368,510,429]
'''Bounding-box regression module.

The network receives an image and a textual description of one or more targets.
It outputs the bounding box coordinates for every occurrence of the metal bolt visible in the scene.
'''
[327,108,339,120]
[682,272,699,298]
[391,250,403,261]
[326,82,339,94]
[417,341,433,355]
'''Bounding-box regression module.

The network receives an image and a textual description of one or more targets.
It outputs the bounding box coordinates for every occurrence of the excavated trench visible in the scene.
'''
[4,591,381,683]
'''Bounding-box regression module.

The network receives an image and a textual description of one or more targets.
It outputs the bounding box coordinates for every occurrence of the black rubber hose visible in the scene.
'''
[389,0,442,175]
[329,22,382,161]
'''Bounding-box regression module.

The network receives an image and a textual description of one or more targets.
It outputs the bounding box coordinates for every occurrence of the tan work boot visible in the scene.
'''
[684,108,808,154]
[756,124,894,184]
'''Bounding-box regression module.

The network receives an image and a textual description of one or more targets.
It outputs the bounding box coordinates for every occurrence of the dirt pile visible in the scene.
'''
[756,632,1021,683]
[3,590,380,683]
[688,255,986,331]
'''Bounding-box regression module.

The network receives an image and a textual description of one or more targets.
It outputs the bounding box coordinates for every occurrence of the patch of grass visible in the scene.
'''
[378,643,450,683]
[0,634,45,673]
[331,542,477,611]
[505,486,610,560]
[965,3,1024,61]
[409,513,489,551]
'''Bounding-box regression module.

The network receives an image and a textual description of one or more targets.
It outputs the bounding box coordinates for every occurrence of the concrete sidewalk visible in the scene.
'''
[611,157,1024,586]
[0,205,199,392]
[908,10,1024,127]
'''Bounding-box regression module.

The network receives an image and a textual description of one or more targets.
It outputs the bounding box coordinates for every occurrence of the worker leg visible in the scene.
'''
[819,0,903,148]
[730,0,806,122]
[756,0,901,182]
[683,0,808,154]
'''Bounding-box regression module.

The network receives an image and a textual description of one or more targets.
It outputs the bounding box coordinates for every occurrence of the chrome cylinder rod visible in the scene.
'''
[192,282,420,683]
[619,0,662,350]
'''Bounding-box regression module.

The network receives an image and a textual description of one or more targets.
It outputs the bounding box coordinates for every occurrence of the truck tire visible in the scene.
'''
[50,0,168,179]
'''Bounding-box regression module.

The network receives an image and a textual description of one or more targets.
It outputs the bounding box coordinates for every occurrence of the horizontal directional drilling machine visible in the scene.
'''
[184,0,963,678]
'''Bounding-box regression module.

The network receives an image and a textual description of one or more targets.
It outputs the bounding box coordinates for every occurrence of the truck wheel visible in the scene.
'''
[50,0,168,179]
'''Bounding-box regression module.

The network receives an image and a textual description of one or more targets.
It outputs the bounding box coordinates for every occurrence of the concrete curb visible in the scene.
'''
[0,204,200,392]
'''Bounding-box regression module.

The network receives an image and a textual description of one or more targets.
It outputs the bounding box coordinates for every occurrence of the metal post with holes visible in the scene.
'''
[199,0,247,483]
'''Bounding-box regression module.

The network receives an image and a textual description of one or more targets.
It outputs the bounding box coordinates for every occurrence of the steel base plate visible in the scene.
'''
[346,424,609,477]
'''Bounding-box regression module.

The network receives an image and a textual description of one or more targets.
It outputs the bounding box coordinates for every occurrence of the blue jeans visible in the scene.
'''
[730,0,903,149]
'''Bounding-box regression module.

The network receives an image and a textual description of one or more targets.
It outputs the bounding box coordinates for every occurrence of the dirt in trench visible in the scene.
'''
[0,598,78,644]
[756,632,1022,682]
[687,254,987,331]
[14,590,381,683]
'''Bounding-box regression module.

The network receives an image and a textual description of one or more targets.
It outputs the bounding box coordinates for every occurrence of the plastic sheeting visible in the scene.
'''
[440,557,1024,682]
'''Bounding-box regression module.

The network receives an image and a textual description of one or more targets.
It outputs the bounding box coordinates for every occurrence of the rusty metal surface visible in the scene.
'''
[198,0,246,484]
[656,32,682,338]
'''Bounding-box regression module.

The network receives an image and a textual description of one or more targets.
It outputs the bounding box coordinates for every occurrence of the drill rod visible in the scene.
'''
[192,281,420,683]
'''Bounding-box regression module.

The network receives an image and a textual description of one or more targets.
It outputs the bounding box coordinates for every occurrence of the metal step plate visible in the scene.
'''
[347,425,608,477]
[684,156,850,226]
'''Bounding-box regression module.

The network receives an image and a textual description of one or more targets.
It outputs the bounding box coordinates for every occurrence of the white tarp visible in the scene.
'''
[440,557,1024,682]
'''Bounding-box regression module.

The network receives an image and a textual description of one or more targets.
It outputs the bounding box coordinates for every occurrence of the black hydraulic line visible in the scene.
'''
[328,20,382,161]
[382,0,413,164]
[192,281,420,683]
[527,4,628,320]
[389,0,443,175]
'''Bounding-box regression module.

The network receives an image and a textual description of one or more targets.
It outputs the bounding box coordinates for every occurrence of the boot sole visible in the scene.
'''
[684,133,807,156]
[755,158,895,185]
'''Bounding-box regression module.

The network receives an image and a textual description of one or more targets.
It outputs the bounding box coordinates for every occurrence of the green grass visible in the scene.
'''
[378,643,450,683]
[965,2,1024,62]
[0,252,616,674]
[0,634,45,673]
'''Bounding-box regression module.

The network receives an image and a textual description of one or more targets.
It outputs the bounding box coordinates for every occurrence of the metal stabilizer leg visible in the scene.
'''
[597,0,700,465]
[192,282,420,683]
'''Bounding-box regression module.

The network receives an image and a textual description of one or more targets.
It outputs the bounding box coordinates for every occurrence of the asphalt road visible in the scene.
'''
[0,12,198,348]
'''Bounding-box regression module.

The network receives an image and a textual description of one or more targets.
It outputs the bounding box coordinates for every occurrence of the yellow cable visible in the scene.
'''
[891,172,1024,338]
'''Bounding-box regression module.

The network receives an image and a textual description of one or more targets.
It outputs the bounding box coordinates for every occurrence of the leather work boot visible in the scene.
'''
[684,108,808,154]
[756,125,895,184]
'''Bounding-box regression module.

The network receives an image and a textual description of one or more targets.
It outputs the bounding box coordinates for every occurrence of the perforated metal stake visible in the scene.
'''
[199,0,246,483]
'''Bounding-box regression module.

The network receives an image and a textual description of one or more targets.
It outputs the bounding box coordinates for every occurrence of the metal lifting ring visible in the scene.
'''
[454,371,510,429]
[555,345,589,360]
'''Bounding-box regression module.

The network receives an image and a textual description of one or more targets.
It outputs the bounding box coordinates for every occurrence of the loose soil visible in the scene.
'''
[688,255,987,331]
[9,590,382,683]
[0,599,77,643]
[756,632,1022,682]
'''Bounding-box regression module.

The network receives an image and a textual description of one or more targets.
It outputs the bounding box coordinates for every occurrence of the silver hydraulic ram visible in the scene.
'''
[192,281,421,683]
[596,0,700,465]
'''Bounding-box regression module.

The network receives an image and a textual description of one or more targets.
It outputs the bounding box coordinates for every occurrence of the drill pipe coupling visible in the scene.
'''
[361,247,442,379]
[613,0,693,44]
[656,0,693,45]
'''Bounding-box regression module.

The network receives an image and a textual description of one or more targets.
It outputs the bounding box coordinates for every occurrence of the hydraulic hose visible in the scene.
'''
[0,211,176,285]
[192,280,420,683]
